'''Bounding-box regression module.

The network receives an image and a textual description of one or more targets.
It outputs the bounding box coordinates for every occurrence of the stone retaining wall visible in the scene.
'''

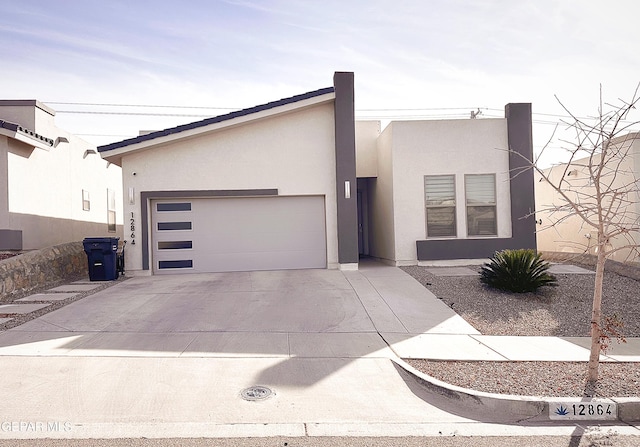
[0,242,87,302]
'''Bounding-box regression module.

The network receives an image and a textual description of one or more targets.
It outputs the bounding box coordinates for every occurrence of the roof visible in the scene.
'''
[98,86,335,153]
[0,100,56,116]
[0,119,54,148]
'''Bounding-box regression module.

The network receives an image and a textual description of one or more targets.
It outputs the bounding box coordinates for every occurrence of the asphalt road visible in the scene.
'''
[2,436,640,447]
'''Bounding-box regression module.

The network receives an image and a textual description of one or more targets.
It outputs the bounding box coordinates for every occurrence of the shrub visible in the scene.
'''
[480,249,557,293]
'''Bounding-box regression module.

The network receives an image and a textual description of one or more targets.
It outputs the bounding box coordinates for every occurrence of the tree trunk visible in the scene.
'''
[587,248,606,383]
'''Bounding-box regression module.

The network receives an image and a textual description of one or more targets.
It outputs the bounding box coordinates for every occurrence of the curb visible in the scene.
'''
[392,357,640,423]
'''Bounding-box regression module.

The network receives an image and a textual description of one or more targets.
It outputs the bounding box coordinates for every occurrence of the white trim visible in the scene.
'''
[338,263,359,271]
[0,128,53,151]
[101,93,336,164]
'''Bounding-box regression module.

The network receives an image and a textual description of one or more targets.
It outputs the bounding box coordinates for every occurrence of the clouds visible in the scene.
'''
[0,0,638,157]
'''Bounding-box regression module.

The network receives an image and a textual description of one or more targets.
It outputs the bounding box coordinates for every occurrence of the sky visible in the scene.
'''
[1,0,639,166]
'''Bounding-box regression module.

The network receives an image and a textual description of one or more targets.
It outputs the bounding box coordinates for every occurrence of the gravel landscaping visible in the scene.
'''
[401,264,640,397]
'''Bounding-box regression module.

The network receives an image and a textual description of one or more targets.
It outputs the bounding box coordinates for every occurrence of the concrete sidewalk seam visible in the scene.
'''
[468,334,512,361]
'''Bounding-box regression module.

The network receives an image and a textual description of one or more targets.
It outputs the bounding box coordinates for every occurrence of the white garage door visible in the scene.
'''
[151,196,327,274]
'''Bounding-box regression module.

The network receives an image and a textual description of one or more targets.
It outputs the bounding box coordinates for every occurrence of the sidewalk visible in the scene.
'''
[0,260,638,439]
[349,260,640,363]
[3,260,638,362]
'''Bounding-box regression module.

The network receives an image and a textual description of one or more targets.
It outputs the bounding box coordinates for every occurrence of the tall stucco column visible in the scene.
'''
[505,102,537,250]
[333,72,359,268]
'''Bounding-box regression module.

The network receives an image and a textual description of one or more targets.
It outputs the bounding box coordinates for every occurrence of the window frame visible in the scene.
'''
[465,173,497,237]
[424,174,457,238]
[107,189,116,233]
[82,190,90,211]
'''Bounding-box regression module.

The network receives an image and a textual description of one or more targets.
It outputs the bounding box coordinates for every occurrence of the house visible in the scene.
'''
[0,100,123,251]
[98,72,536,275]
[535,131,640,263]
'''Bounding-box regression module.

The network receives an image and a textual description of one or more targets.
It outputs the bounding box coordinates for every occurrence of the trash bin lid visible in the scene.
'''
[83,237,120,252]
[83,237,120,243]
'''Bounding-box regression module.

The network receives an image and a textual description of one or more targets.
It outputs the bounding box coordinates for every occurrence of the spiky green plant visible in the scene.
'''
[480,249,557,293]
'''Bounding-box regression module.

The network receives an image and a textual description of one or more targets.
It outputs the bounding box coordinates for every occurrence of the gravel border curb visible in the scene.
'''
[392,357,640,423]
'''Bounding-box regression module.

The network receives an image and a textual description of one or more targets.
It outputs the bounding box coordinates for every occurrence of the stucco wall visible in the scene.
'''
[120,102,338,273]
[368,123,396,262]
[536,136,640,263]
[389,119,511,264]
[355,120,380,178]
[1,102,123,250]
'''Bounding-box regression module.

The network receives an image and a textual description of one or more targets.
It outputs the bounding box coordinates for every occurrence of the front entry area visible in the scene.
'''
[151,196,327,274]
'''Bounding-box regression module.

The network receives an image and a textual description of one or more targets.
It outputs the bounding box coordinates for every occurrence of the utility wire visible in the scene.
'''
[52,107,633,124]
[56,110,214,117]
[45,101,238,110]
[45,102,639,133]
[45,101,638,123]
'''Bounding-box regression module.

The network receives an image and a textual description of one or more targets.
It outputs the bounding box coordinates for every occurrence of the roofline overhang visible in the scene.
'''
[608,130,640,147]
[0,120,54,150]
[98,88,336,166]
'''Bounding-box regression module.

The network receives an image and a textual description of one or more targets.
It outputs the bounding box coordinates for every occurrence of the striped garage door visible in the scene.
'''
[151,196,327,274]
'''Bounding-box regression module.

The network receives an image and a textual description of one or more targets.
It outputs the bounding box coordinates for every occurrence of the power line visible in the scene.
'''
[45,102,639,131]
[45,101,638,122]
[358,107,486,112]
[76,133,135,137]
[45,101,239,110]
[56,110,214,118]
[47,101,486,112]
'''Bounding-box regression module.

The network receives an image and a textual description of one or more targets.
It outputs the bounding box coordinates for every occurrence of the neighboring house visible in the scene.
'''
[0,100,123,250]
[536,132,640,263]
[98,72,536,275]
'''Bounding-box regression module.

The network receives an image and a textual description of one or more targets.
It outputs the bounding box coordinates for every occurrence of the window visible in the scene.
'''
[157,202,192,212]
[158,260,193,269]
[466,174,497,236]
[107,189,116,233]
[158,241,193,250]
[424,175,456,237]
[157,221,192,231]
[82,190,90,211]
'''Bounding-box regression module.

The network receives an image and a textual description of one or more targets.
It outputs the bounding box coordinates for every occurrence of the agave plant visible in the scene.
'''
[480,249,557,293]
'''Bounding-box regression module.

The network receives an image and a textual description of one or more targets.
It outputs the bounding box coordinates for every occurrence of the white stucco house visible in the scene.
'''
[536,131,640,263]
[98,72,536,275]
[0,100,123,250]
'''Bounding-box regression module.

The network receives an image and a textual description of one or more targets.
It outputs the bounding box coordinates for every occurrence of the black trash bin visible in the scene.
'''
[83,237,120,281]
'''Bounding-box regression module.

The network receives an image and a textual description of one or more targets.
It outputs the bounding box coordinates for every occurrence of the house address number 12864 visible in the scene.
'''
[549,401,617,420]
[130,212,136,245]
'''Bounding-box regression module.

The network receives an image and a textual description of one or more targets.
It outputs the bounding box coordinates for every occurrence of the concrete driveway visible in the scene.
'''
[0,262,611,440]
[1,261,476,360]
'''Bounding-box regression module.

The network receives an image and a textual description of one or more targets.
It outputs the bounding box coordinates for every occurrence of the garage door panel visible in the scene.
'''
[200,249,325,273]
[152,196,326,274]
[199,228,325,253]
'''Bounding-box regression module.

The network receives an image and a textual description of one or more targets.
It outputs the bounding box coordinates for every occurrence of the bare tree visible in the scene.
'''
[533,86,640,385]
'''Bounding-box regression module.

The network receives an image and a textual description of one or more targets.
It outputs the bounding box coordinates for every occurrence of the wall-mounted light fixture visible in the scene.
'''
[128,187,135,205]
[344,181,351,199]
[83,149,97,159]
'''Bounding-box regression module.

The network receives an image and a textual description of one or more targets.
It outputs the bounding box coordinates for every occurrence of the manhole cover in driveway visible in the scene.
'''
[241,386,273,401]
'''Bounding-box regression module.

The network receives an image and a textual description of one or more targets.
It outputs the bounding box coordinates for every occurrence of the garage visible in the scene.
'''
[151,196,327,274]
